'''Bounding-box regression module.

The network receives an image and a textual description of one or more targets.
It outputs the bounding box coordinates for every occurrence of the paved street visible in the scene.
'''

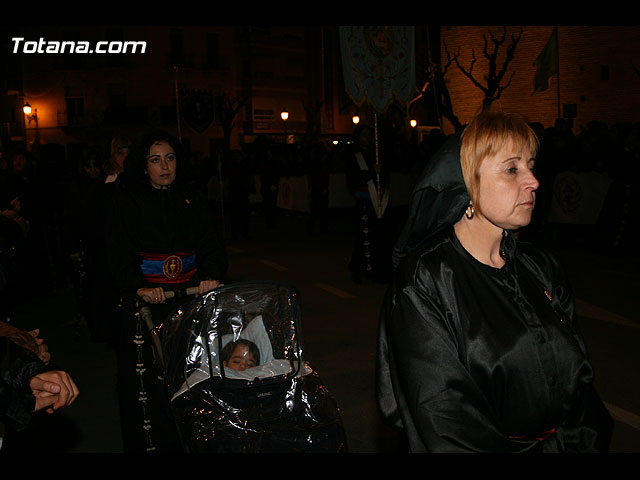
[2,208,639,453]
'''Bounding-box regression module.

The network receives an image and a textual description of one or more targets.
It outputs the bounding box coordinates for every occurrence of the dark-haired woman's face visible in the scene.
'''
[359,128,372,149]
[113,145,129,171]
[84,159,101,180]
[146,141,176,188]
[12,154,27,173]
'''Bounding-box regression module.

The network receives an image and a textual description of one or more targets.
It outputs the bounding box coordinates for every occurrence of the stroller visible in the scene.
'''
[155,280,347,453]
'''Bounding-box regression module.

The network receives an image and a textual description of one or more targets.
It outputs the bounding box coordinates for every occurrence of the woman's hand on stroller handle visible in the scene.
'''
[197,279,222,295]
[137,286,168,304]
[138,280,223,303]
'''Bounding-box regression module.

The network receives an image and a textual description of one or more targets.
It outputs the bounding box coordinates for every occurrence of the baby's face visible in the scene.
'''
[224,344,257,371]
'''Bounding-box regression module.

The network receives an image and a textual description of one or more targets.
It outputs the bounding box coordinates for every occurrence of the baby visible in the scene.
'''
[221,339,260,372]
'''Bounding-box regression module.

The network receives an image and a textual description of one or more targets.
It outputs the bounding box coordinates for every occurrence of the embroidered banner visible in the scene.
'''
[179,88,215,134]
[339,26,416,113]
[548,171,611,225]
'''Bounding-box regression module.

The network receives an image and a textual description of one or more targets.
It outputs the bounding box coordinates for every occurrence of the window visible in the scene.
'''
[66,97,84,125]
[253,108,274,121]
[170,29,184,66]
[206,33,220,69]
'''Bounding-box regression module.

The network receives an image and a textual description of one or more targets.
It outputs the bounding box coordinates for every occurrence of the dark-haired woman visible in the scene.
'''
[106,130,227,453]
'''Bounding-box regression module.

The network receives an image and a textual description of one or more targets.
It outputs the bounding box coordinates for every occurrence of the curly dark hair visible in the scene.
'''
[121,128,186,188]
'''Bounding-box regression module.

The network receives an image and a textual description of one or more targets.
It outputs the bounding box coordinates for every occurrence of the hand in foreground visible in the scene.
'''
[28,329,51,365]
[137,286,166,304]
[30,370,80,414]
[0,322,50,364]
[199,279,221,295]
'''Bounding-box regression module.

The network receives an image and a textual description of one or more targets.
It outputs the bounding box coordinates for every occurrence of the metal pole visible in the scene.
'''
[173,66,182,141]
[373,110,382,215]
[555,26,561,120]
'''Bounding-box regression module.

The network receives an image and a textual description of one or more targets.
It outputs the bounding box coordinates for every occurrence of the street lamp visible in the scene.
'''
[23,102,40,151]
[23,102,38,127]
[410,119,417,128]
[352,115,360,125]
[281,110,288,144]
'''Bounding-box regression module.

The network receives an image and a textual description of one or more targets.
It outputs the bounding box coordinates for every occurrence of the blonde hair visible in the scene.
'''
[106,135,131,175]
[460,111,539,211]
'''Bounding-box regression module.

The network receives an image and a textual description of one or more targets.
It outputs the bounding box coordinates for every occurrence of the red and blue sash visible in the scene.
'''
[139,251,197,284]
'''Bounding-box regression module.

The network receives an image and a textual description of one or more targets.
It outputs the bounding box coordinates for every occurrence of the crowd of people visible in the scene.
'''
[0,111,637,453]
[0,146,82,449]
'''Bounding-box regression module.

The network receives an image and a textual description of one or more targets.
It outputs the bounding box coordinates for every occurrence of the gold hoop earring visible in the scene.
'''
[465,203,475,219]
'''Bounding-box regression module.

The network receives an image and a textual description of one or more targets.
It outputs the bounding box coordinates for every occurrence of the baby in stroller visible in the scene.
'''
[222,339,259,371]
[157,280,347,453]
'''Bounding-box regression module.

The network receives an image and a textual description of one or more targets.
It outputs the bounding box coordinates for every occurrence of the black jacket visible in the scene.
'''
[0,336,48,431]
[106,180,227,296]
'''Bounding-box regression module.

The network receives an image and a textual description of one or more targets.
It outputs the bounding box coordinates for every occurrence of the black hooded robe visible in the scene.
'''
[376,132,613,453]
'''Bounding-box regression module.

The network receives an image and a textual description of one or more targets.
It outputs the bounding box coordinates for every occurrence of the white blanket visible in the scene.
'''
[171,315,308,400]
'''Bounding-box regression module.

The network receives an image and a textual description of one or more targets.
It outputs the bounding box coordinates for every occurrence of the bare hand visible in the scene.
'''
[28,329,51,365]
[30,370,79,413]
[0,322,50,364]
[137,286,166,304]
[199,279,220,295]
[9,196,21,212]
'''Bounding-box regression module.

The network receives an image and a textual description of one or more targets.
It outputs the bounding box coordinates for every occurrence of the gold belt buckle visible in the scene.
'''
[163,255,183,278]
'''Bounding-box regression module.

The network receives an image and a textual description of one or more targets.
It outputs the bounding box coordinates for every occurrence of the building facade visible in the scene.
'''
[1,25,360,161]
[3,25,639,162]
[438,26,640,133]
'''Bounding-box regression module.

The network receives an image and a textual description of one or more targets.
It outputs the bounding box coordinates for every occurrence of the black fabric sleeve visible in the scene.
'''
[0,338,47,431]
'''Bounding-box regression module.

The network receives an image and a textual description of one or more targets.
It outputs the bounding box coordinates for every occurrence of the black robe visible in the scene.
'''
[0,336,47,432]
[376,131,612,453]
[105,179,227,453]
[106,181,227,295]
[377,227,612,452]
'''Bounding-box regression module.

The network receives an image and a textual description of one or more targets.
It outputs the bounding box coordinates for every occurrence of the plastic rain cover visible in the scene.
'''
[158,281,347,453]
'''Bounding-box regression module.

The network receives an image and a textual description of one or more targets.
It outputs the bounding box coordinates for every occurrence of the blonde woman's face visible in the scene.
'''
[476,141,539,231]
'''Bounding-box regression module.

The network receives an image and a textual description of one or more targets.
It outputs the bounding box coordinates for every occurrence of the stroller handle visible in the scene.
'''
[164,286,200,299]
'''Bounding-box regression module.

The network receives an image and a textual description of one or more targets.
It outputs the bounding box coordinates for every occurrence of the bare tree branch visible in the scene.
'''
[449,27,523,111]
[217,92,250,152]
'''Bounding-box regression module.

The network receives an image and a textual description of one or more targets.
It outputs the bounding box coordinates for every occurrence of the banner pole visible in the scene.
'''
[555,26,561,119]
[373,109,382,214]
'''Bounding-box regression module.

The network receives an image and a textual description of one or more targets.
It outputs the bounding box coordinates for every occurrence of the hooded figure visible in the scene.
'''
[376,112,612,453]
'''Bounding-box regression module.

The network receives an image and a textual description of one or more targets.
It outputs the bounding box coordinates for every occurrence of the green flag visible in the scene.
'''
[532,28,558,95]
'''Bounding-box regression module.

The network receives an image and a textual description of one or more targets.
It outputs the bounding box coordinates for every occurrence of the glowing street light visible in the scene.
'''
[281,110,288,144]
[23,102,39,127]
[22,101,40,151]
